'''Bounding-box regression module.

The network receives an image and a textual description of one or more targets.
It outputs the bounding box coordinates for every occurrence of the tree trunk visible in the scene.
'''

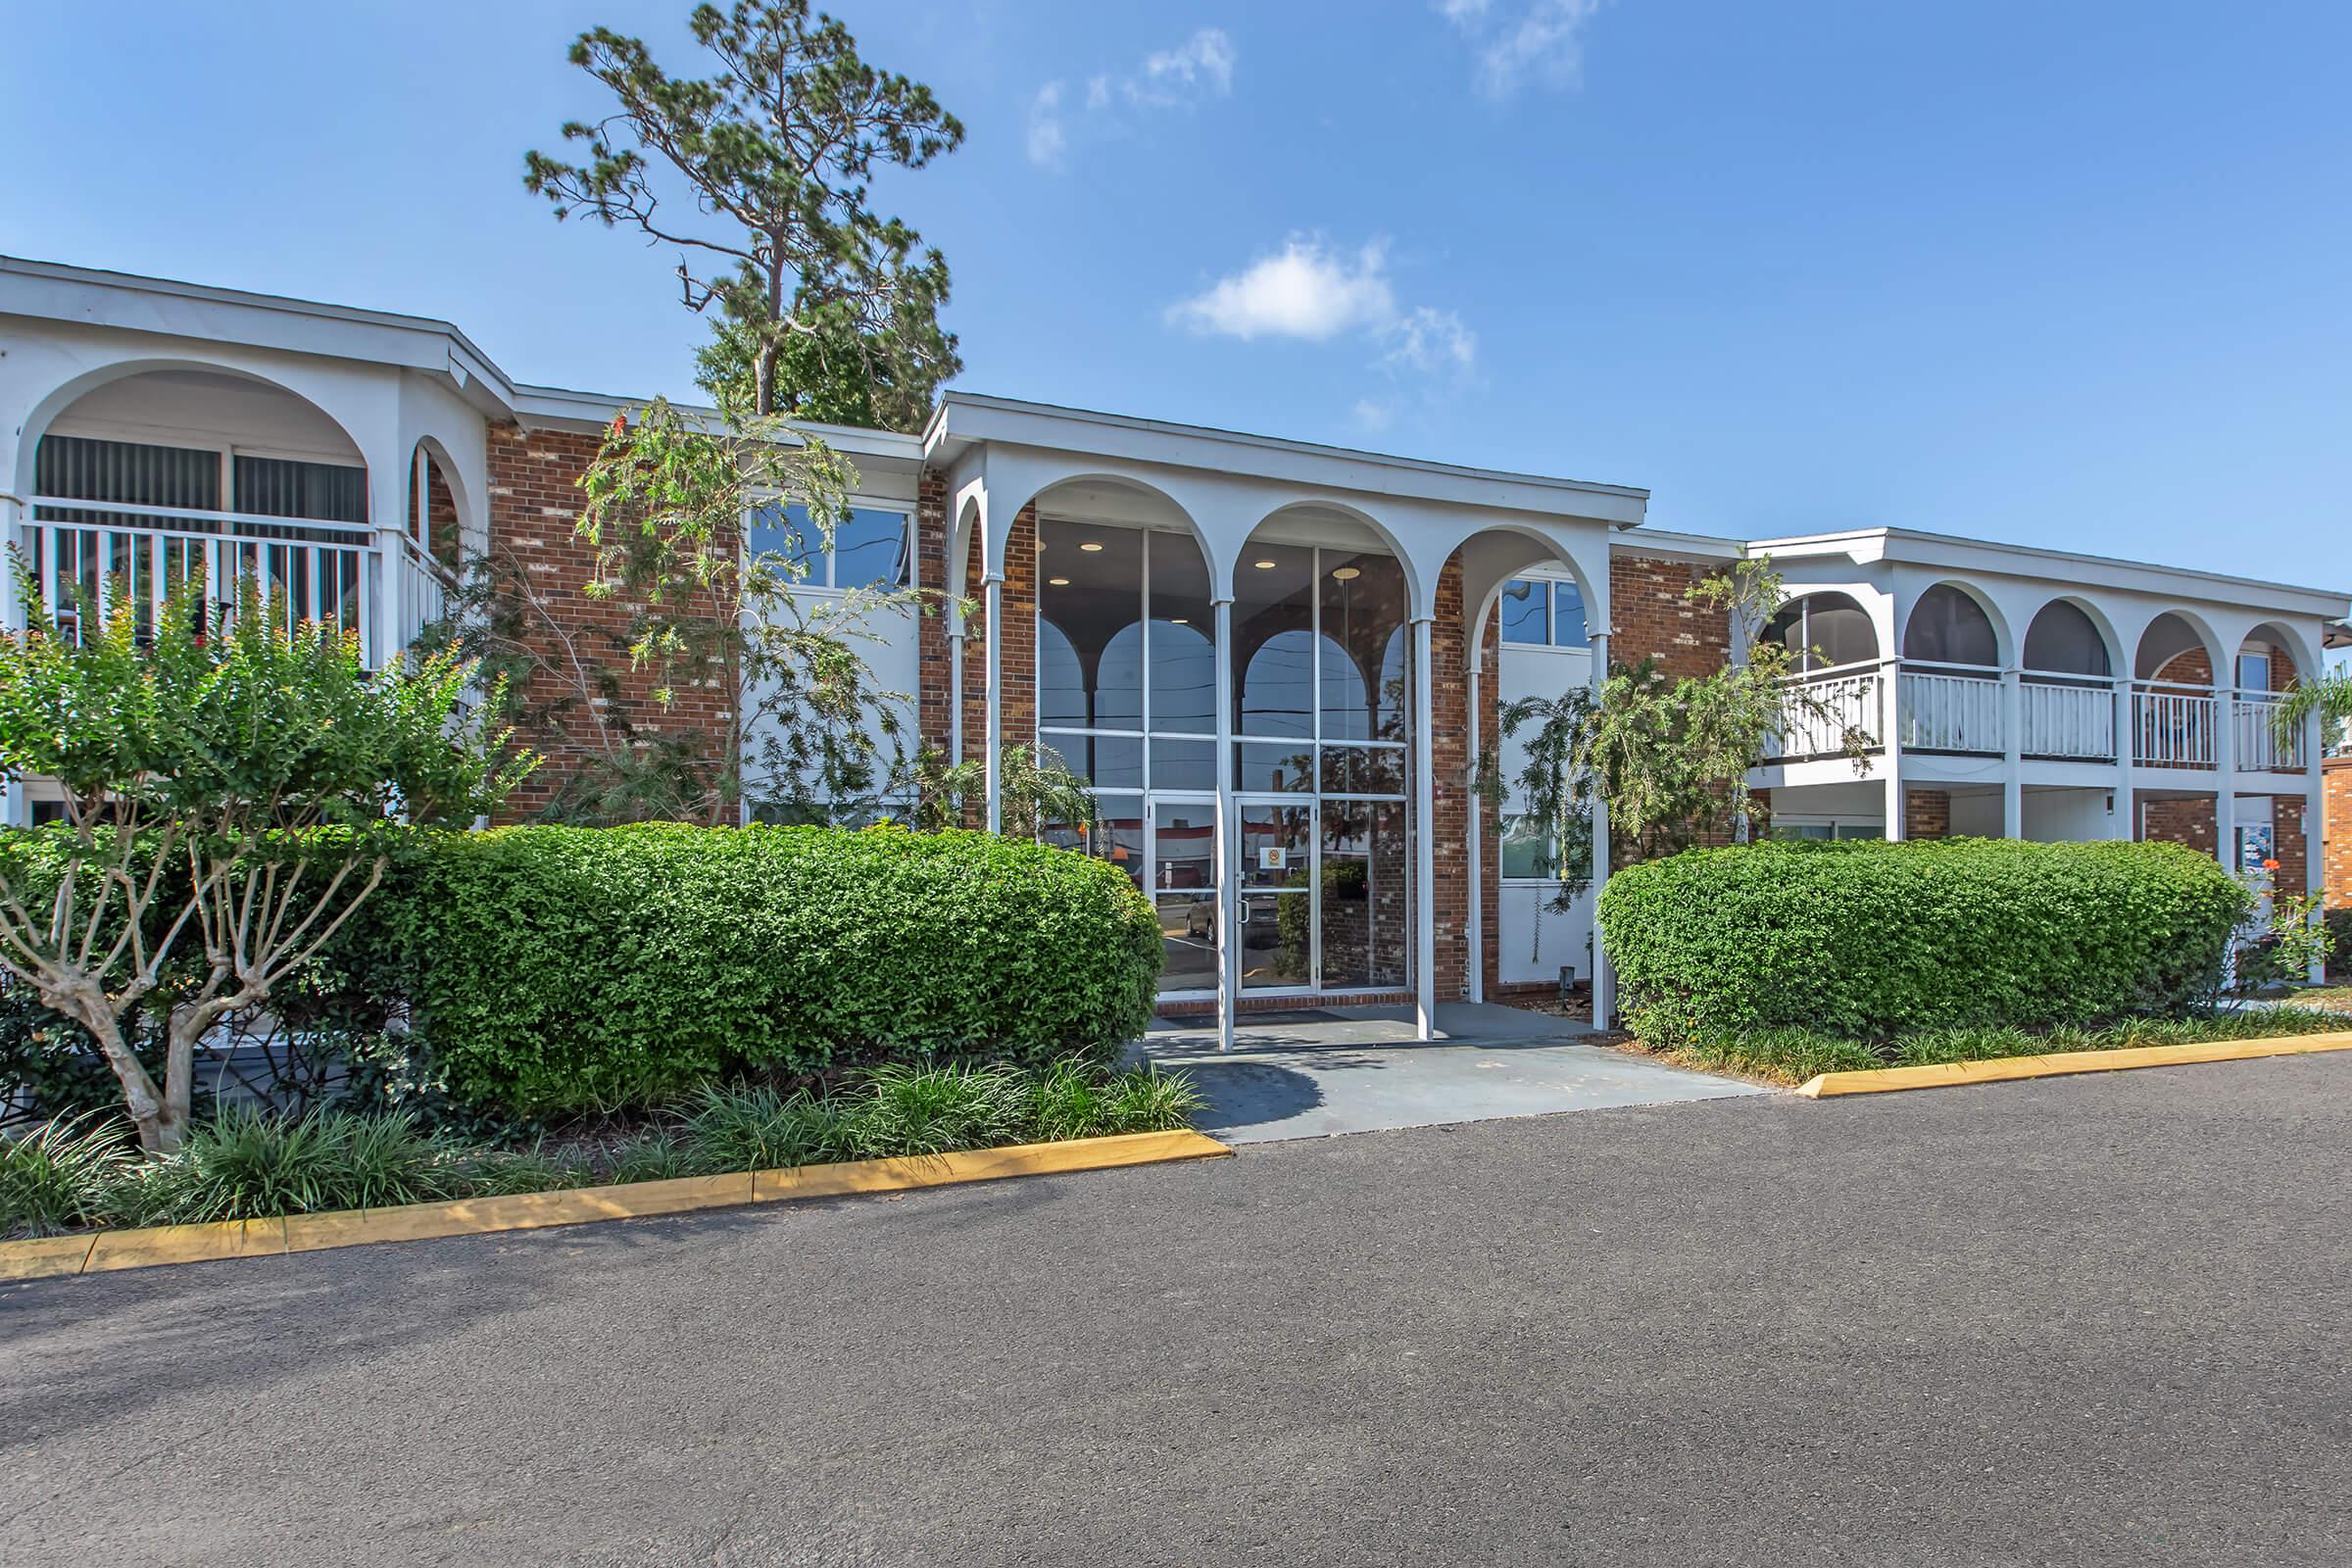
[49,986,174,1152]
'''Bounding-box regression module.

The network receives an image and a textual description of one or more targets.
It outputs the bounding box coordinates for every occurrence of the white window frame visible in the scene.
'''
[743,492,914,595]
[1497,573,1590,651]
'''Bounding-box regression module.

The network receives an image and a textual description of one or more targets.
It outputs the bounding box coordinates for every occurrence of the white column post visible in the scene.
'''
[1411,614,1438,1042]
[2114,676,2135,840]
[1589,629,1613,1028]
[2215,677,2237,876]
[1213,596,1237,1053]
[1883,660,1907,841]
[983,572,1004,834]
[1466,651,1485,1005]
[2304,704,2326,980]
[0,490,24,824]
[2000,666,2024,838]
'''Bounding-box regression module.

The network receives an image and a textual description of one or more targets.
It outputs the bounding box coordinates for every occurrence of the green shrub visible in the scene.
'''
[125,1106,466,1224]
[374,823,1162,1116]
[1600,837,2249,1043]
[0,1111,138,1237]
[2326,906,2352,979]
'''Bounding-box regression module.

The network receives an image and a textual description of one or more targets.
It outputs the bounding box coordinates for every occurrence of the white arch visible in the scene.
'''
[2020,593,2123,677]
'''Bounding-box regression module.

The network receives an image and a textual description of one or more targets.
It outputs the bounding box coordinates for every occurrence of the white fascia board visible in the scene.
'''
[510,382,924,466]
[1751,526,2351,620]
[1611,527,1744,564]
[928,391,1649,526]
[0,255,514,411]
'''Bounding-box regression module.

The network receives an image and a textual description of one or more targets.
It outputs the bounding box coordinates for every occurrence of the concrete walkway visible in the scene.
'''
[1131,1002,1764,1143]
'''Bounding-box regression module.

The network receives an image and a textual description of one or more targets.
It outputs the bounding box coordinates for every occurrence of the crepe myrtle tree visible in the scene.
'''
[525,0,964,428]
[0,578,531,1152]
[1494,555,1874,919]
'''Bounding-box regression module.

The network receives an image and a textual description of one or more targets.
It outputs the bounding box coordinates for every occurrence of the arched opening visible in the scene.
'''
[1762,591,1879,672]
[1025,476,1219,996]
[2235,621,2312,772]
[27,367,371,642]
[1901,583,2001,668]
[407,439,466,575]
[2132,612,2223,769]
[1228,507,1413,995]
[2024,600,2113,677]
[2019,600,2119,760]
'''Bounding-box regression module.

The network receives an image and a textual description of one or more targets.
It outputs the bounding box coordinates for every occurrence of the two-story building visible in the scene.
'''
[3,256,2341,1050]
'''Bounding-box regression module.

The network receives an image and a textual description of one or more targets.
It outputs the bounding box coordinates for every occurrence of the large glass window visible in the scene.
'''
[747,503,910,589]
[1234,543,1411,788]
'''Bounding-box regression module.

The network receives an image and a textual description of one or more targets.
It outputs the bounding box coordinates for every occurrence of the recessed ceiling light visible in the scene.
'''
[1048,576,1070,587]
[1253,560,1276,569]
[1079,541,1103,552]
[1170,617,1189,625]
[1331,566,1361,581]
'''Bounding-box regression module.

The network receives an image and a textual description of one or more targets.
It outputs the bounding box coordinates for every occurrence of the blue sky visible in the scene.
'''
[6,1,2349,598]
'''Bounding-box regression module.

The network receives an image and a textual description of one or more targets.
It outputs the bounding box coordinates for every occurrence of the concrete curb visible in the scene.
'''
[1797,1031,2352,1098]
[0,1128,1233,1284]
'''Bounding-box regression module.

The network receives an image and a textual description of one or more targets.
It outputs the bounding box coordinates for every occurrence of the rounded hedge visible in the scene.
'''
[1596,837,2249,1043]
[374,823,1162,1115]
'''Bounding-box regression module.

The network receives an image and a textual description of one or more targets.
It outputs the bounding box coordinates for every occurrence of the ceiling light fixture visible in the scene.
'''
[1170,617,1189,625]
[1079,541,1103,552]
[1330,566,1361,581]
[1253,560,1276,569]
[1048,576,1070,587]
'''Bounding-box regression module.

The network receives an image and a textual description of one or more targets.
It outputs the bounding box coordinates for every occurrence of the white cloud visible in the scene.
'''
[1385,306,1478,375]
[1168,238,1480,428]
[1139,28,1238,100]
[1436,0,1606,99]
[1026,80,1067,168]
[1027,27,1238,172]
[1166,239,1396,342]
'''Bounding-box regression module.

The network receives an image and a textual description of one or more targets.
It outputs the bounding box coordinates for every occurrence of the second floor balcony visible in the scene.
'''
[1775,658,2308,775]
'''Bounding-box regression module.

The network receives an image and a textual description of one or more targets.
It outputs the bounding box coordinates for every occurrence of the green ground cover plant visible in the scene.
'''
[1643,1006,2348,1088]
[0,1058,1200,1240]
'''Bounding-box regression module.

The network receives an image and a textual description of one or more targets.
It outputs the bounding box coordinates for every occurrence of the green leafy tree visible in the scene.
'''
[1498,556,1873,909]
[525,0,964,424]
[0,579,529,1152]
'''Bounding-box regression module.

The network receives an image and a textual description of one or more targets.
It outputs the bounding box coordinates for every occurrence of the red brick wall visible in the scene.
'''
[1904,789,1951,840]
[956,504,1039,815]
[1429,561,1476,999]
[1609,554,1729,680]
[915,468,952,760]
[484,420,734,822]
[2272,794,2309,894]
[2152,647,2215,686]
[2327,758,2352,907]
[2138,793,2217,857]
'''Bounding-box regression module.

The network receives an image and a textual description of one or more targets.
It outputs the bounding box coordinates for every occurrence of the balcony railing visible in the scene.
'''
[1773,659,2310,773]
[22,497,447,666]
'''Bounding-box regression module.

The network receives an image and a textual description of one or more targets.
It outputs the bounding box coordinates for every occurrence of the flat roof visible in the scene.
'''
[1756,526,2350,612]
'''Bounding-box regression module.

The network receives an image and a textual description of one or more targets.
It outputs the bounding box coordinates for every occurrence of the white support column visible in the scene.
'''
[1213,596,1237,1053]
[983,573,1004,834]
[947,627,966,768]
[2113,676,2135,840]
[1411,614,1437,1043]
[2304,704,2326,981]
[0,490,24,825]
[1589,629,1613,1029]
[2000,667,2024,839]
[1883,661,1907,841]
[2215,681,2237,876]
[1466,653,1485,1005]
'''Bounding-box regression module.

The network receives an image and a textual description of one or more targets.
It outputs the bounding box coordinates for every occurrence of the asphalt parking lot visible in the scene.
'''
[5,1053,2348,1566]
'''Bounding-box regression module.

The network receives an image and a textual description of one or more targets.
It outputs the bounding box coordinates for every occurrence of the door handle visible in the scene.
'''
[1236,900,1250,924]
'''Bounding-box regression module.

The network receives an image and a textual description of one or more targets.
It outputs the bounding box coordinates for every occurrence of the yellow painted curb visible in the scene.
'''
[1798,1030,2352,1098]
[0,1129,1232,1284]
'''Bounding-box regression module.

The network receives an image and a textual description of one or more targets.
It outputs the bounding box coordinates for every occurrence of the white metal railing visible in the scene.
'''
[2132,684,2216,767]
[1775,662,1886,760]
[2233,691,2305,773]
[1897,665,2003,753]
[2018,677,2116,760]
[22,497,433,667]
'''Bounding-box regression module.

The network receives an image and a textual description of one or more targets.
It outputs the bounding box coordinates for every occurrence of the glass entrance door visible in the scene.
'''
[1236,797,1315,992]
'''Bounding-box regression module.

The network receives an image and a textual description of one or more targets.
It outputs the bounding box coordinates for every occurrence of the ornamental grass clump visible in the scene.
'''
[123,1105,469,1225]
[0,1111,138,1238]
